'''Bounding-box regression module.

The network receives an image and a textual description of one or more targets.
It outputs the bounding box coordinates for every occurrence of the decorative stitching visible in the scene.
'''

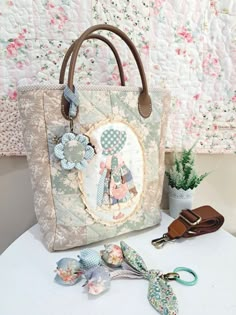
[17,83,166,93]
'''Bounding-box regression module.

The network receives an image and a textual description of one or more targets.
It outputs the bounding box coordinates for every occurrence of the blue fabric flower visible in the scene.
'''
[54,132,95,170]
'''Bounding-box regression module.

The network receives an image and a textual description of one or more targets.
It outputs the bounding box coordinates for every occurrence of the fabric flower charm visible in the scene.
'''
[55,258,83,285]
[54,132,95,170]
[84,266,111,295]
[101,244,124,267]
[78,248,101,270]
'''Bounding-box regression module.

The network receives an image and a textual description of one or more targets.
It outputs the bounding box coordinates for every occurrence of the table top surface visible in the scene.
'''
[1,211,236,315]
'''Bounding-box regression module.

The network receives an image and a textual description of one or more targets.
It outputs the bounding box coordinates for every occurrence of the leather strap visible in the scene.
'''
[59,34,125,86]
[152,206,224,248]
[62,24,152,120]
[168,206,224,239]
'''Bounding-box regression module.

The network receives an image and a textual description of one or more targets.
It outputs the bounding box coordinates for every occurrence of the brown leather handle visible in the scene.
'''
[62,24,152,120]
[59,34,125,86]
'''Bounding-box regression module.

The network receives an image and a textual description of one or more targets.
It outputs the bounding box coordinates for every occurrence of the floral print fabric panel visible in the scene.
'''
[3,0,236,155]
[148,0,236,152]
[81,121,144,225]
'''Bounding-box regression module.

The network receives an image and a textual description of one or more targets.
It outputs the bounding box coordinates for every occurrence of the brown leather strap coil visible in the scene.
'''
[62,24,152,120]
[168,205,224,239]
[59,34,125,86]
[152,205,224,249]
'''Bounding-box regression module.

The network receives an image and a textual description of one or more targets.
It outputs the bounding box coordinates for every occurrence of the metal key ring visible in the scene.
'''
[173,267,198,286]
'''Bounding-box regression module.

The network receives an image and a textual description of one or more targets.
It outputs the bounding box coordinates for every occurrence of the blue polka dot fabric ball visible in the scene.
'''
[78,248,101,269]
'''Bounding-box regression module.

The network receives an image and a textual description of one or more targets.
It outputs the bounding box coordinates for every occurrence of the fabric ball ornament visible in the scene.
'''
[54,258,82,285]
[78,248,101,269]
[84,266,111,295]
[101,244,124,267]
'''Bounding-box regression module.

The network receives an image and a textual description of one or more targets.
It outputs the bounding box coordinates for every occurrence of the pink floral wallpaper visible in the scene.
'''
[0,0,235,155]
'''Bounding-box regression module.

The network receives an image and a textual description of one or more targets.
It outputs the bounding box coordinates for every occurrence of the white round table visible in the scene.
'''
[1,212,236,315]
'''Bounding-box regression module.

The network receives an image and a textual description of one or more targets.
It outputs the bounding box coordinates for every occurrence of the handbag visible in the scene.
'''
[18,24,171,251]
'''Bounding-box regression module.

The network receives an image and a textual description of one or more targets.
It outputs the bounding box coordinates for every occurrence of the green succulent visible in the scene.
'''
[165,146,209,190]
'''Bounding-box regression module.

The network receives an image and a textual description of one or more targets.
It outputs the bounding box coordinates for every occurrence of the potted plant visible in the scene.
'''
[165,145,209,218]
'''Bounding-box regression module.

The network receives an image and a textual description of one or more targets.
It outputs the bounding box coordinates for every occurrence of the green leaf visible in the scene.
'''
[120,241,147,273]
[165,143,209,190]
[148,278,178,315]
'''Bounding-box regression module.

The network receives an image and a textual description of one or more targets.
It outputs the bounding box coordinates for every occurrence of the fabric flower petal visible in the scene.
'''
[55,258,82,286]
[54,143,65,159]
[120,241,147,273]
[84,146,95,160]
[62,132,76,144]
[75,162,83,170]
[76,134,89,146]
[61,159,75,170]
[80,160,88,169]
[148,278,178,315]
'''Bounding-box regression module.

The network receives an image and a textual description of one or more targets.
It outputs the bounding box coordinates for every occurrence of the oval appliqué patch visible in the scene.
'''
[80,121,144,225]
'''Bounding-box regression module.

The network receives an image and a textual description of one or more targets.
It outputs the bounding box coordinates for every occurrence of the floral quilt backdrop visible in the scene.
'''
[0,0,235,155]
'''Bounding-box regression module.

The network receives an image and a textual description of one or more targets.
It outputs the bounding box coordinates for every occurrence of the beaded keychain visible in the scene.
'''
[54,241,197,315]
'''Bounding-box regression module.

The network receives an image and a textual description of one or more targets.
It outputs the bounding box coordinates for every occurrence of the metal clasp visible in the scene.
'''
[161,272,180,281]
[151,234,170,249]
[69,118,74,132]
[179,210,201,226]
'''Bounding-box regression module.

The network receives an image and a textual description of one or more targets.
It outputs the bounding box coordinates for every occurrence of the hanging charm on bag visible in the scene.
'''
[54,86,95,171]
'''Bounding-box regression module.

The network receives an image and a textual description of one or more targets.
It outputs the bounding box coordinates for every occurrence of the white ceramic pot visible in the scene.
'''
[168,186,194,219]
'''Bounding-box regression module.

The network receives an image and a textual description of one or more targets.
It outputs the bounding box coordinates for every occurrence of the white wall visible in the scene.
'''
[0,154,235,254]
[193,154,236,235]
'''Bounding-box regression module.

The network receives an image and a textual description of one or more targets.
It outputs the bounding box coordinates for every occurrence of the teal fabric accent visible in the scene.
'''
[97,169,107,206]
[63,85,79,118]
[54,143,64,159]
[78,249,101,270]
[173,267,198,286]
[120,242,179,315]
[75,134,89,145]
[61,158,76,170]
[84,146,95,160]
[111,156,119,183]
[62,132,75,144]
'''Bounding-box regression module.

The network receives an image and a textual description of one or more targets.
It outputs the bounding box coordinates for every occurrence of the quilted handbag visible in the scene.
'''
[18,25,170,251]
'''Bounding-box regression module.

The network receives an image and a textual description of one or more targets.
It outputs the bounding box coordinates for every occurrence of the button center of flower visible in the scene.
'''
[64,140,85,163]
